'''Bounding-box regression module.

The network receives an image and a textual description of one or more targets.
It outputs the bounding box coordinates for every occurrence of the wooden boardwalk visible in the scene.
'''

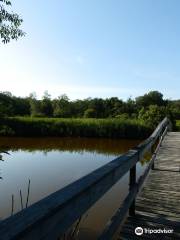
[119,132,180,239]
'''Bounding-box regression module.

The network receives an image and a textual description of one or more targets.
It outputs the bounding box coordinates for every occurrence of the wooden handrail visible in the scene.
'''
[98,124,169,240]
[0,117,170,240]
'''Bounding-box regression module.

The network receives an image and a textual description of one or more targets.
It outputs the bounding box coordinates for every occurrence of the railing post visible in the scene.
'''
[159,135,163,147]
[129,165,136,216]
[151,144,155,170]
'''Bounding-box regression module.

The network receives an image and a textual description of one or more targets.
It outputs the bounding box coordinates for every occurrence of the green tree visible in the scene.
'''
[168,100,180,120]
[84,108,96,118]
[0,0,25,43]
[53,94,72,117]
[71,99,90,117]
[123,98,136,116]
[136,91,164,108]
[138,105,167,128]
[0,92,14,117]
[88,98,106,118]
[104,97,121,117]
[13,97,30,116]
[41,91,53,117]
[28,93,42,117]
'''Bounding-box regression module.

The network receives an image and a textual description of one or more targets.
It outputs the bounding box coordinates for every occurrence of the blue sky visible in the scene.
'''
[0,0,180,100]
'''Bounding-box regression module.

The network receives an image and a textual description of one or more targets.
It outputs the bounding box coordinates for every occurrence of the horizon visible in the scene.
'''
[0,89,179,101]
[0,0,180,100]
[0,88,179,101]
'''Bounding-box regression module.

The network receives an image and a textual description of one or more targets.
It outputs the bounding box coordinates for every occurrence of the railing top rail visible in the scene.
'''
[0,117,170,240]
[137,117,169,149]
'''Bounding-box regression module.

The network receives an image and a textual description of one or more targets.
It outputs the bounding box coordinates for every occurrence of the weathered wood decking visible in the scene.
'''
[119,132,180,239]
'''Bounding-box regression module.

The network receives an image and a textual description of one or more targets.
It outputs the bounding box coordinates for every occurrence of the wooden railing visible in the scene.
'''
[0,117,171,240]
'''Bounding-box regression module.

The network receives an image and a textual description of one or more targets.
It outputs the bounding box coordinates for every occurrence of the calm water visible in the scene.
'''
[0,137,149,239]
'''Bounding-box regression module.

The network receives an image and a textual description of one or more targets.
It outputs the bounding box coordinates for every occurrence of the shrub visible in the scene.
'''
[138,105,175,129]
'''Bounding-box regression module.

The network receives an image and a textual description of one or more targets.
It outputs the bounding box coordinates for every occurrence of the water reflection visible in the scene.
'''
[0,151,10,180]
[0,137,140,155]
[0,137,149,239]
[0,151,9,161]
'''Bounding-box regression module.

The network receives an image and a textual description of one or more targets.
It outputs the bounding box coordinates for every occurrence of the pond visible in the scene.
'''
[0,137,149,239]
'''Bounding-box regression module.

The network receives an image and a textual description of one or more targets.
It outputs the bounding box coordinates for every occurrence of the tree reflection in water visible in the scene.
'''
[0,151,10,179]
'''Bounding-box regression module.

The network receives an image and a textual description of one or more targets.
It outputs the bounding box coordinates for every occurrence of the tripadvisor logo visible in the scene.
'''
[135,227,143,236]
[135,226,174,235]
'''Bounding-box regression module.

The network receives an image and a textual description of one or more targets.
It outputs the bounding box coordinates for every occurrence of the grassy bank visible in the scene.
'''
[0,117,152,139]
[176,120,180,131]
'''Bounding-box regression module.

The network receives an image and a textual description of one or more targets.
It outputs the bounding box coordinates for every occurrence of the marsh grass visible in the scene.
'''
[0,117,152,139]
[176,120,180,131]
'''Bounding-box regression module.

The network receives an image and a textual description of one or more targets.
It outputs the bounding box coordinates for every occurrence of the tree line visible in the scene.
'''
[0,91,179,122]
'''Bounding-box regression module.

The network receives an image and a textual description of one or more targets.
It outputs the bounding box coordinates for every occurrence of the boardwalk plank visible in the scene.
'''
[119,132,180,239]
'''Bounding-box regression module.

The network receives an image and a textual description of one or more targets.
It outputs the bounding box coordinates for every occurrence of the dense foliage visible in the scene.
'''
[0,0,25,43]
[0,90,179,137]
[0,91,179,119]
